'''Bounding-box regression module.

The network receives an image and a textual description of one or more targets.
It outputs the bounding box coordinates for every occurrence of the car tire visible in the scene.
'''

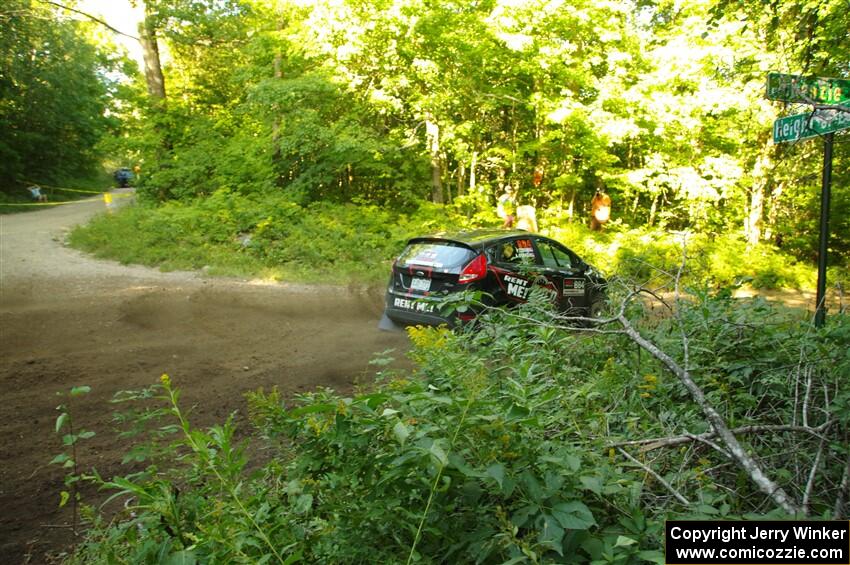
[588,295,606,321]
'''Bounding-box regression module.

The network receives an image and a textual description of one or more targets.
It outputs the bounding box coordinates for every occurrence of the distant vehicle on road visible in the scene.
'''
[383,229,607,327]
[114,168,134,188]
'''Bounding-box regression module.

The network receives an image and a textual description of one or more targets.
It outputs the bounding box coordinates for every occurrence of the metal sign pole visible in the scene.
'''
[814,132,834,328]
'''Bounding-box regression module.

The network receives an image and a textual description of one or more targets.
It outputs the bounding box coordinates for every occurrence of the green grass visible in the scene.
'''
[68,192,473,284]
[68,189,845,291]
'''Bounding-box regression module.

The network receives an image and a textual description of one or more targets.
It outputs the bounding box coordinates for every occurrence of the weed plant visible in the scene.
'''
[61,291,848,563]
[68,189,845,291]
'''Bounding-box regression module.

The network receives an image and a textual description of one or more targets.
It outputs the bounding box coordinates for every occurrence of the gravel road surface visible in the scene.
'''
[0,193,409,563]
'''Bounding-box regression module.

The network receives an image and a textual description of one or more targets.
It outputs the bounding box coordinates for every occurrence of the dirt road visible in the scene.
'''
[0,194,410,563]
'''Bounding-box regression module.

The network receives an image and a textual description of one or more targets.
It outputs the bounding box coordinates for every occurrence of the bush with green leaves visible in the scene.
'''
[68,190,477,282]
[69,189,843,290]
[61,286,848,563]
[543,223,823,291]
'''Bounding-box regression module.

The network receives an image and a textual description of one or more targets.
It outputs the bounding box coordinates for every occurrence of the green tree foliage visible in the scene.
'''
[705,0,850,262]
[0,0,114,191]
[107,0,845,268]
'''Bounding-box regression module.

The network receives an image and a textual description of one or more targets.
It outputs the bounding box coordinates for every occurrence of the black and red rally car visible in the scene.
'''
[383,229,607,327]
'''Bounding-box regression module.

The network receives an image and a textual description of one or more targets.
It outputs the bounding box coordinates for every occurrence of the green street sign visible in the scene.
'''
[773,105,850,143]
[766,72,850,105]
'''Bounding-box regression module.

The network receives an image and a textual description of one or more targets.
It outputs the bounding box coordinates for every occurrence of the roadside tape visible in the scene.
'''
[0,200,92,207]
[52,186,105,194]
[21,180,107,194]
[2,192,133,207]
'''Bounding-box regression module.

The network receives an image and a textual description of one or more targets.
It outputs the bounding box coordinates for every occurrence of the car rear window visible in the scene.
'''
[396,241,477,271]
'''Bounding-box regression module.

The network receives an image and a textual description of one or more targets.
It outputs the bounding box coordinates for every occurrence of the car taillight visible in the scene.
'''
[458,254,487,284]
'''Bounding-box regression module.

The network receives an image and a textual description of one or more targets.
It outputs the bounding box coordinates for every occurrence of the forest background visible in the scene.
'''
[2,0,848,289]
[2,1,850,563]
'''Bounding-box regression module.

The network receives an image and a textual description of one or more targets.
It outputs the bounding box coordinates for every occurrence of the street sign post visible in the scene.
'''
[814,133,833,328]
[768,72,850,327]
[766,72,850,105]
[773,105,850,143]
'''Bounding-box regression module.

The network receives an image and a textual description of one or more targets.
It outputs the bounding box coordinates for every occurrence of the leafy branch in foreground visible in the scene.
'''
[493,256,849,519]
[51,385,95,535]
[62,261,849,563]
[69,376,302,565]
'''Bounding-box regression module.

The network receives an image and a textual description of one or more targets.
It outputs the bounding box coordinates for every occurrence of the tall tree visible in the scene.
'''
[138,1,166,102]
[0,0,112,190]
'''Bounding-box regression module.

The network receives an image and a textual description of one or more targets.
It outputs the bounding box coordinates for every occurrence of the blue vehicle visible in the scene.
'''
[114,168,134,188]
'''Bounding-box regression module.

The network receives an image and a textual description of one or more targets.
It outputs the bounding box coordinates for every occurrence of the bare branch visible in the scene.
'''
[33,0,140,41]
[615,312,801,514]
[802,437,826,516]
[617,447,691,506]
[609,423,831,451]
[812,103,850,114]
[803,365,813,429]
[637,287,673,311]
[834,449,850,519]
[477,91,529,106]
[684,433,731,459]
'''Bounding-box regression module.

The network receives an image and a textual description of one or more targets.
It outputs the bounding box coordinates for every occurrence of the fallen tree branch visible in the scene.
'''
[834,442,850,519]
[494,269,814,515]
[685,432,731,459]
[608,423,832,451]
[616,312,802,515]
[802,437,826,516]
[617,447,691,506]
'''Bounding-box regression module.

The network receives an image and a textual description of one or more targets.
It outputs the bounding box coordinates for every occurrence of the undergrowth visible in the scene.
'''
[60,292,849,563]
[67,189,844,290]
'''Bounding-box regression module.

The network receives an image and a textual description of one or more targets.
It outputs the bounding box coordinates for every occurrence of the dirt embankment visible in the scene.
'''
[0,194,410,563]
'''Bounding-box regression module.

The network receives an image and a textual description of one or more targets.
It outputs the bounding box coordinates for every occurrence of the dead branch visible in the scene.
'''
[617,447,691,506]
[33,0,140,41]
[684,432,731,459]
[834,451,850,519]
[615,312,801,514]
[609,423,831,451]
[803,364,813,428]
[491,262,822,515]
[802,437,826,516]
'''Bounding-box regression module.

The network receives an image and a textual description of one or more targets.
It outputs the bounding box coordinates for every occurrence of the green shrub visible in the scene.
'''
[61,291,849,563]
[544,224,819,290]
[70,193,832,291]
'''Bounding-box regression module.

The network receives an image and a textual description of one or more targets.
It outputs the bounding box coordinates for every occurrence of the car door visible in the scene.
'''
[487,237,538,304]
[532,238,589,311]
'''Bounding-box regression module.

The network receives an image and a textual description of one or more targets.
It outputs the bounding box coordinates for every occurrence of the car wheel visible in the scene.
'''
[588,296,606,320]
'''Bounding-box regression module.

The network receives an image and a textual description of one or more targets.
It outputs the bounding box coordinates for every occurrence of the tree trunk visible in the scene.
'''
[648,194,658,227]
[138,6,165,102]
[426,117,443,204]
[746,140,774,245]
[747,183,764,245]
[272,19,284,186]
[444,160,452,204]
[764,181,785,244]
[456,160,466,198]
[469,150,477,193]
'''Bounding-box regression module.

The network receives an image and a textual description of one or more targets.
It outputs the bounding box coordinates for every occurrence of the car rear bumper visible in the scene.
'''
[385,307,451,327]
[384,291,453,327]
